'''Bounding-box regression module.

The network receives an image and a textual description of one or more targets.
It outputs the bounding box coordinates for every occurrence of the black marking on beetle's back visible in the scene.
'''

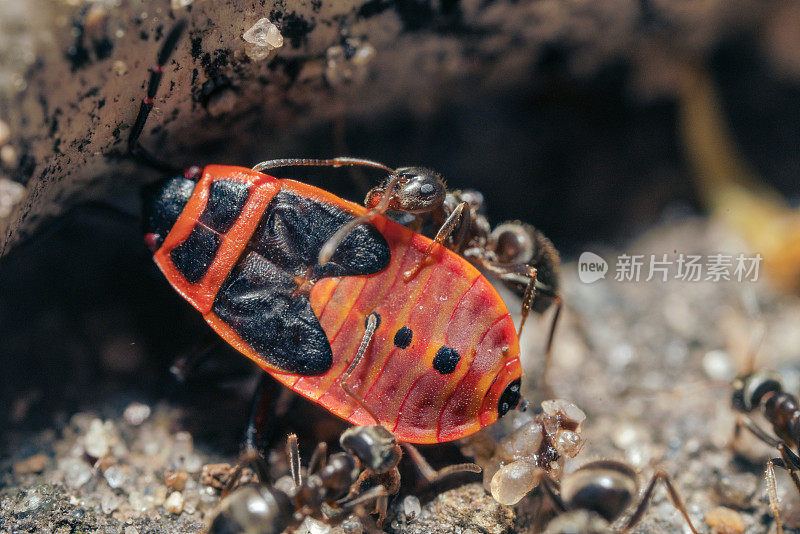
[498,379,521,416]
[210,189,391,376]
[213,252,333,375]
[170,225,221,283]
[394,326,413,349]
[199,180,251,233]
[433,346,460,374]
[365,312,381,329]
[143,177,196,249]
[250,190,390,280]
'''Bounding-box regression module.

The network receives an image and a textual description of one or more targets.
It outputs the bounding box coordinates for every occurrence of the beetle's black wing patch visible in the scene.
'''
[199,180,252,233]
[212,189,391,376]
[170,225,221,283]
[250,190,391,280]
[213,251,333,376]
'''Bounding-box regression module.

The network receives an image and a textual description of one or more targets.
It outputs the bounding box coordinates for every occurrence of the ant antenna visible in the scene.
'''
[739,288,765,375]
[251,157,394,174]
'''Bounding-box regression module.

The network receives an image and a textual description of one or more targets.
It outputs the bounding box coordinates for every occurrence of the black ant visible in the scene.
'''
[730,337,800,534]
[208,425,480,533]
[539,460,699,533]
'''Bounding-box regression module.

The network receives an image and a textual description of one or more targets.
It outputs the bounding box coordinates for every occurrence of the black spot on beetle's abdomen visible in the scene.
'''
[433,346,460,374]
[394,326,413,349]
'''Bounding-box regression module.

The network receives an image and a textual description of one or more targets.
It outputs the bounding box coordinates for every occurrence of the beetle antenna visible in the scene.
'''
[127,19,187,171]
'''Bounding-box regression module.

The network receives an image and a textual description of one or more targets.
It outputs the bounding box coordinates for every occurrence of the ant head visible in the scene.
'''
[339,425,401,474]
[207,484,293,534]
[560,460,638,523]
[364,167,446,214]
[490,222,561,312]
[731,370,782,413]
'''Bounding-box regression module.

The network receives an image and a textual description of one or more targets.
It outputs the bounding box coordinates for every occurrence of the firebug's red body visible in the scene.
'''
[149,165,522,444]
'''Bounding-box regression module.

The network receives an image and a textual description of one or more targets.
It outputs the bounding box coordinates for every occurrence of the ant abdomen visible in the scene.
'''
[207,484,293,534]
[559,461,638,523]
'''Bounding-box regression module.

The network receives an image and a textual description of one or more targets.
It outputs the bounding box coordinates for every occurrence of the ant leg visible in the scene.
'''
[252,157,394,174]
[733,415,783,449]
[775,444,800,495]
[539,475,569,513]
[766,459,785,534]
[169,333,220,382]
[401,442,481,483]
[318,173,405,265]
[621,469,698,534]
[127,20,187,172]
[307,442,328,475]
[221,449,271,498]
[375,494,390,527]
[338,485,389,511]
[403,202,470,281]
[531,287,562,395]
[286,433,302,487]
[341,312,382,425]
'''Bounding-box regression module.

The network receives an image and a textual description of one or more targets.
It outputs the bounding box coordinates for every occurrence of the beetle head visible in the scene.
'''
[141,176,196,252]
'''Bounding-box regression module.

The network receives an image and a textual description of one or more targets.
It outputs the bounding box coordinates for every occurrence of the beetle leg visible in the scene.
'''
[620,469,698,534]
[169,333,221,382]
[341,312,382,425]
[403,202,470,281]
[401,442,481,483]
[243,373,290,454]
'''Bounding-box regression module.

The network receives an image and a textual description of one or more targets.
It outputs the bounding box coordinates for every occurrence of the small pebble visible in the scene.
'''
[123,402,151,426]
[402,495,421,520]
[164,469,188,491]
[103,464,131,489]
[0,120,10,146]
[59,458,93,488]
[83,419,117,459]
[705,506,745,534]
[713,471,758,509]
[164,491,184,514]
[1,145,17,166]
[703,350,735,381]
[201,463,236,489]
[243,18,283,58]
[100,493,120,515]
[554,430,583,457]
[13,453,48,474]
[113,60,128,76]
